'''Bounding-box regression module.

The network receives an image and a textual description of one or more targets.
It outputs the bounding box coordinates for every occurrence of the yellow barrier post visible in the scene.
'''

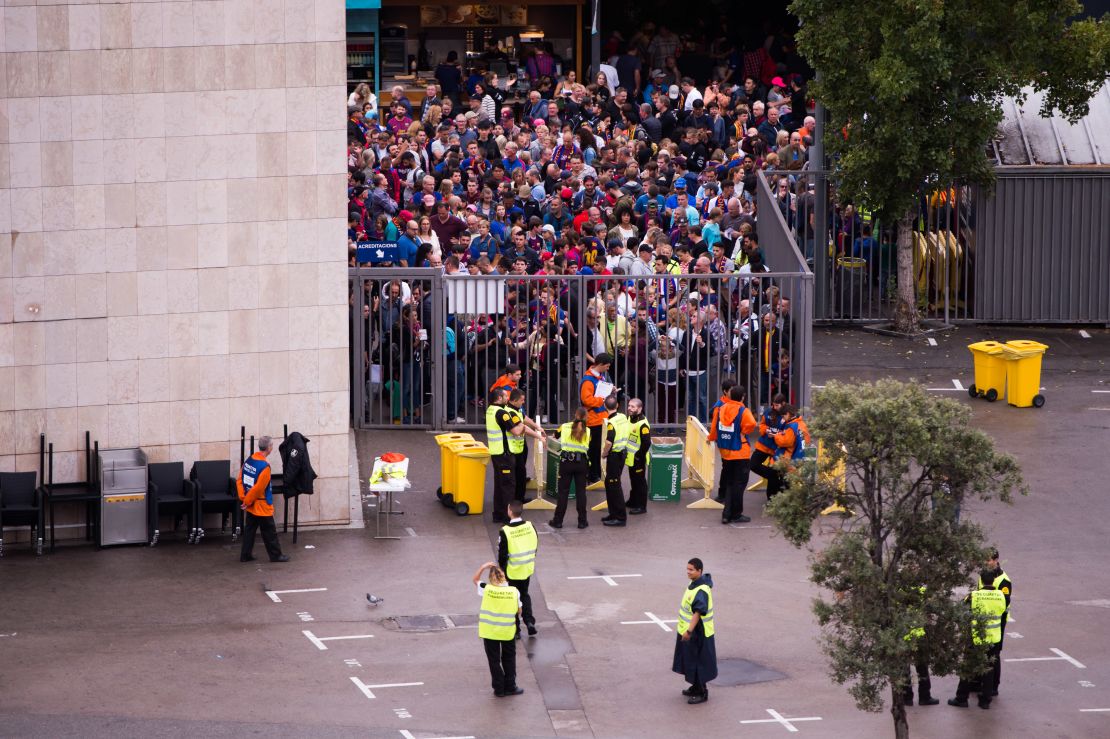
[682,417,723,510]
[523,435,556,511]
[816,441,850,516]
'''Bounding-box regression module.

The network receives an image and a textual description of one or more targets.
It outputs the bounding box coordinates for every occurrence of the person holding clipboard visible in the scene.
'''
[579,353,616,483]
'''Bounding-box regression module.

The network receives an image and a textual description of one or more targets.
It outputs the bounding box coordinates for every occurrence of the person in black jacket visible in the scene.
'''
[680,300,711,422]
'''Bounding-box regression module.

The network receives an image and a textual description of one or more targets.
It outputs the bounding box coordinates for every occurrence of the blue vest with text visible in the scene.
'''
[242,457,273,505]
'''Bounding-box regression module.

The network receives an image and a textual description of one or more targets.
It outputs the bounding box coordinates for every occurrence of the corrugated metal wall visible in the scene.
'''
[974,170,1110,323]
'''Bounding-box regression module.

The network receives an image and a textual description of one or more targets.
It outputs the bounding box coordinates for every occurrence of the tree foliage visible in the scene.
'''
[767,380,1026,737]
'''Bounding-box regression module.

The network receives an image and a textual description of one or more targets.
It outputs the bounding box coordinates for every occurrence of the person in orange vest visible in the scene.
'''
[708,378,737,503]
[766,404,810,498]
[708,385,758,523]
[749,392,786,500]
[579,353,615,483]
[490,364,523,396]
[237,435,289,563]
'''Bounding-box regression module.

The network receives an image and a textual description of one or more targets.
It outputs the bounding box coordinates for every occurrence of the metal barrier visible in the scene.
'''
[349,270,814,432]
[757,170,974,324]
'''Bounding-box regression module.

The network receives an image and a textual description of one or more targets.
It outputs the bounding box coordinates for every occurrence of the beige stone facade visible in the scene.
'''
[0,0,351,529]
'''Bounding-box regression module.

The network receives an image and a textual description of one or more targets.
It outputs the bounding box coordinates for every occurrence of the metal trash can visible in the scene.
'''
[967,340,1008,402]
[649,438,683,502]
[837,257,867,318]
[99,448,149,546]
[435,433,473,501]
[1002,340,1048,408]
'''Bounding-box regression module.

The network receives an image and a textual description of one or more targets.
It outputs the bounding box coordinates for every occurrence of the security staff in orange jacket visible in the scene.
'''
[749,393,786,500]
[237,435,289,563]
[579,353,615,483]
[708,378,737,503]
[765,405,810,498]
[708,385,758,523]
[490,364,523,396]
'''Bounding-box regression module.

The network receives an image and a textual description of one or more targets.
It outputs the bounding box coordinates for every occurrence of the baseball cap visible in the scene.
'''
[560,187,573,199]
[672,178,687,189]
[771,76,786,87]
[541,224,556,234]
[668,85,680,99]
[399,210,413,221]
[541,251,554,260]
[652,69,665,78]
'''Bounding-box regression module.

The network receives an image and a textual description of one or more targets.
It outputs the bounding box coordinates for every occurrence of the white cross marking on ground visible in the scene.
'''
[265,587,328,602]
[349,677,424,700]
[952,378,966,391]
[567,574,642,586]
[740,708,823,732]
[303,630,374,650]
[1005,647,1085,669]
[619,612,678,632]
[398,731,475,739]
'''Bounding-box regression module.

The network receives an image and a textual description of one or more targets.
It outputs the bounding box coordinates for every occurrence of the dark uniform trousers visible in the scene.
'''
[241,511,283,560]
[587,425,603,481]
[513,450,528,501]
[720,458,751,520]
[626,455,648,509]
[902,649,933,702]
[604,451,627,520]
[508,576,534,629]
[750,450,780,499]
[483,637,518,693]
[493,454,516,516]
[956,642,1001,707]
[554,457,589,525]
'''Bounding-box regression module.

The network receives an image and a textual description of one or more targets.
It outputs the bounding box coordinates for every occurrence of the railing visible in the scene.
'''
[348,269,814,431]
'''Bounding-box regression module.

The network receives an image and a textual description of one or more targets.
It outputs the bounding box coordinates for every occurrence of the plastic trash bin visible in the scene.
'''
[451,444,491,516]
[967,341,1008,402]
[544,438,577,500]
[649,438,683,502]
[435,433,474,501]
[1002,340,1048,408]
[441,441,486,510]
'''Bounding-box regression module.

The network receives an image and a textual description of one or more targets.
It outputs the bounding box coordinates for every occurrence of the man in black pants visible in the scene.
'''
[486,388,516,523]
[579,353,614,484]
[624,398,652,514]
[498,500,539,636]
[237,435,289,563]
[506,389,545,501]
[601,395,629,526]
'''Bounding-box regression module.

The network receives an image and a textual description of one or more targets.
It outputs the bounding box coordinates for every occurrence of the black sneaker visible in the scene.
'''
[502,687,524,696]
[270,555,290,563]
[548,519,563,529]
[527,623,537,636]
[682,686,698,696]
[240,555,256,562]
[687,692,709,704]
[730,514,751,523]
[947,698,969,708]
[577,521,589,529]
[919,696,939,706]
[602,519,626,527]
[977,701,991,710]
[628,507,647,515]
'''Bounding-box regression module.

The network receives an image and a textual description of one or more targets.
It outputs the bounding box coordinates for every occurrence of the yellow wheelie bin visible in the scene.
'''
[1002,340,1048,408]
[967,341,1008,402]
[435,433,474,502]
[452,444,491,516]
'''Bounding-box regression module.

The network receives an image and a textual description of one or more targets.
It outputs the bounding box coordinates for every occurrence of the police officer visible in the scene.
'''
[550,407,591,529]
[949,572,1007,709]
[977,548,1012,695]
[506,388,545,502]
[237,435,289,563]
[498,500,538,636]
[472,561,524,697]
[485,387,515,523]
[708,386,757,524]
[624,398,652,514]
[601,395,630,526]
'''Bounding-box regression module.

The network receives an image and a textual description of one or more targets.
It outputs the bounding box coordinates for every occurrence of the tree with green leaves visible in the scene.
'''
[792,0,1110,332]
[767,380,1026,739]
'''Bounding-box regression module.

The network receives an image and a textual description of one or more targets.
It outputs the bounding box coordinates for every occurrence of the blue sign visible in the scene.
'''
[357,241,398,264]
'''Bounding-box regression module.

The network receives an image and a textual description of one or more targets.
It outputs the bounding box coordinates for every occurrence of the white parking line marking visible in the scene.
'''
[350,677,423,700]
[1092,390,1110,393]
[1080,330,1091,338]
[345,659,363,668]
[405,527,417,537]
[296,612,314,622]
[740,708,822,732]
[620,612,678,632]
[393,708,412,719]
[303,630,375,650]
[1069,599,1110,608]
[1007,632,1023,639]
[927,338,937,346]
[952,378,966,391]
[1079,681,1096,688]
[399,731,476,739]
[567,574,642,587]
[1080,708,1110,712]
[1005,647,1085,669]
[265,588,328,603]
[1087,408,1110,412]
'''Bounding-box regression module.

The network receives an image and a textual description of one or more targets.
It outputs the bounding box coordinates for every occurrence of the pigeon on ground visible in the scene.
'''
[366,593,384,606]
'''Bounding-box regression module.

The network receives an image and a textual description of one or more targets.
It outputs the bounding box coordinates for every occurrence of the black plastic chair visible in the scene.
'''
[191,460,240,542]
[147,463,197,546]
[0,472,45,556]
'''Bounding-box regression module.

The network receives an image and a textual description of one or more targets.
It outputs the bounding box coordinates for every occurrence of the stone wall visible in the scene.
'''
[0,0,351,530]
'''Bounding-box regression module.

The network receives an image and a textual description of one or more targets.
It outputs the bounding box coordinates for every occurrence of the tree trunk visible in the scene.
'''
[893,212,919,334]
[891,684,910,739]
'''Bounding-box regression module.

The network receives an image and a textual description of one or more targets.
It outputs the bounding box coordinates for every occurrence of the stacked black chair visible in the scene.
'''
[191,460,240,542]
[147,462,198,545]
[0,472,44,556]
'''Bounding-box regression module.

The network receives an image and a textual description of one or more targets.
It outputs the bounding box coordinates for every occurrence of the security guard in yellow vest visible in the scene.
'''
[977,548,1012,695]
[624,398,652,514]
[601,395,631,526]
[550,407,591,529]
[902,586,939,706]
[673,557,717,704]
[506,388,546,503]
[486,387,517,523]
[949,572,1008,710]
[472,561,523,697]
[498,500,539,637]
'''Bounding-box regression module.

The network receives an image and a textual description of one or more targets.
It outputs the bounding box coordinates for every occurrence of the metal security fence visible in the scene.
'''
[757,170,975,324]
[349,270,813,432]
